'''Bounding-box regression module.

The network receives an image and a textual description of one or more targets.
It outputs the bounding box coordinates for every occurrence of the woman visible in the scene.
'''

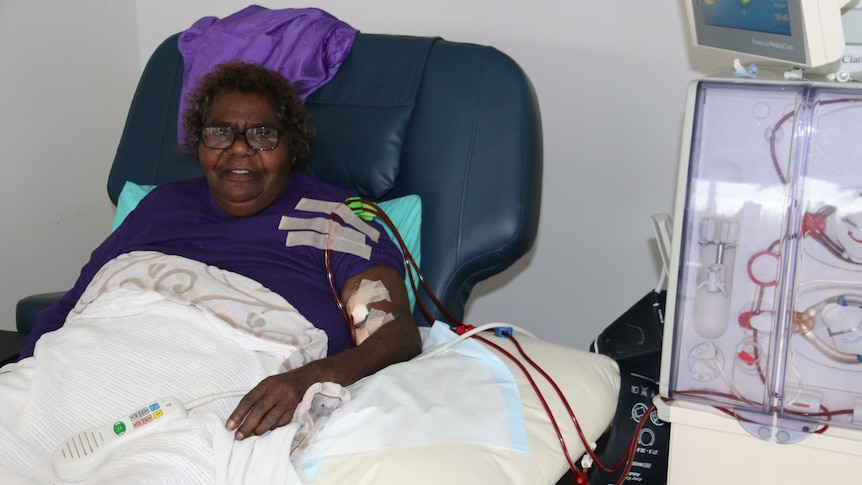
[20,61,422,441]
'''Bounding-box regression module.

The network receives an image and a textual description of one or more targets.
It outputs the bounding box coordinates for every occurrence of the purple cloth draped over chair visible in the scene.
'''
[176,5,358,143]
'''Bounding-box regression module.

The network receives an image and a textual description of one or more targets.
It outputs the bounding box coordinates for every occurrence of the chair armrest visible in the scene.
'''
[0,330,23,366]
[16,291,66,334]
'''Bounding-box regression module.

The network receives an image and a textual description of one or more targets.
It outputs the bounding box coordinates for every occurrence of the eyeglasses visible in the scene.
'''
[199,126,282,151]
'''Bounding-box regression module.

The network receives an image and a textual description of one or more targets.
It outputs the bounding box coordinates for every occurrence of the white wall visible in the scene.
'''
[2,0,736,350]
[0,1,139,331]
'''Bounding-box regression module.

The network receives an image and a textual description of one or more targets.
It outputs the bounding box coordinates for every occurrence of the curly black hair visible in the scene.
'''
[180,60,315,169]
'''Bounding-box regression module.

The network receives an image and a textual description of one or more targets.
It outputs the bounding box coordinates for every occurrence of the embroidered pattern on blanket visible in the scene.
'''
[72,250,327,362]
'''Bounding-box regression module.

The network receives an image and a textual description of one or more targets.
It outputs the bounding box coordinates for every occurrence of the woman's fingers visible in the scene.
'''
[227,374,301,440]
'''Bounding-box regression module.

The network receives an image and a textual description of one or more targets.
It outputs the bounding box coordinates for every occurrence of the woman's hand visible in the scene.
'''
[226,264,422,440]
[226,361,331,440]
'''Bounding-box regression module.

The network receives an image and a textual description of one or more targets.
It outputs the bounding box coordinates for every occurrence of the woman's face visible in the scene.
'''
[198,91,293,217]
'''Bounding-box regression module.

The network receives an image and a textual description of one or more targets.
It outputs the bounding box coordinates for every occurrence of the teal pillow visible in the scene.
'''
[111,181,422,310]
[111,182,156,232]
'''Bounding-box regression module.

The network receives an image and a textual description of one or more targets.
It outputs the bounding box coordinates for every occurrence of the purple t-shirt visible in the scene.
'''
[19,171,404,358]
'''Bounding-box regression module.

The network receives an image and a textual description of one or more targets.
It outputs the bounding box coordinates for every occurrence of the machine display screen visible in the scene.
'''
[689,0,812,65]
[703,0,791,36]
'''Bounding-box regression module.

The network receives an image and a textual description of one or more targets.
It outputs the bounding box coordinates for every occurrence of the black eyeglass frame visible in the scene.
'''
[199,125,283,151]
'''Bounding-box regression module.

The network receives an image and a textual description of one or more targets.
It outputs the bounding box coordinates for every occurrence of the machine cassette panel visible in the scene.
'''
[662,79,862,436]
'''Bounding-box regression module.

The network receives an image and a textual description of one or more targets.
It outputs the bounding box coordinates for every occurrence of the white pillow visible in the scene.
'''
[305,335,620,485]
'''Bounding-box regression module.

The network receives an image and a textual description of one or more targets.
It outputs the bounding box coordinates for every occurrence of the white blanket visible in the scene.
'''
[0,251,523,485]
[0,251,332,485]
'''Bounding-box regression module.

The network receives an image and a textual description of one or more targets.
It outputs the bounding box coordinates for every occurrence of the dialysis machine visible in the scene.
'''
[658,1,862,483]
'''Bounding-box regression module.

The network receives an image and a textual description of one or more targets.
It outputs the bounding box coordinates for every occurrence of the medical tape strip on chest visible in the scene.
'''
[278,217,368,245]
[294,198,380,241]
[280,225,372,260]
[280,198,380,260]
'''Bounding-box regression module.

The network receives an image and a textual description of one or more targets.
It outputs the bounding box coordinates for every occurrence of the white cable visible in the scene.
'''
[414,323,537,361]
[800,331,861,364]
[797,279,862,294]
[183,390,249,411]
[651,213,673,293]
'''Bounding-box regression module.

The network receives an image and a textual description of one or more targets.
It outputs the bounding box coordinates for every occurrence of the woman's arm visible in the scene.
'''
[226,263,422,440]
